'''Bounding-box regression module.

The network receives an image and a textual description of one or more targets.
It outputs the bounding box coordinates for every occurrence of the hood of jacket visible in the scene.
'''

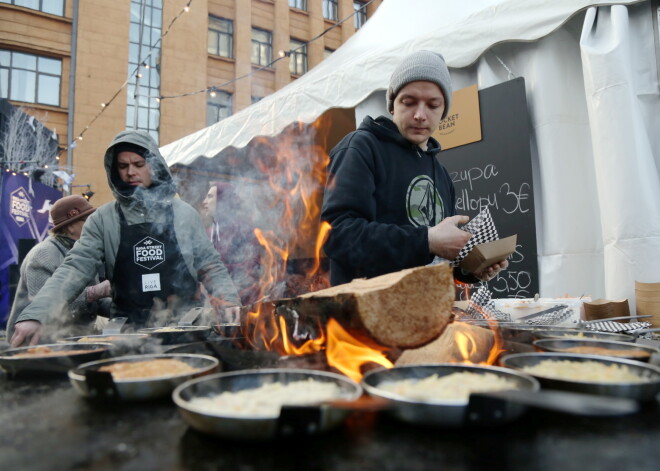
[104,130,177,207]
[359,115,442,155]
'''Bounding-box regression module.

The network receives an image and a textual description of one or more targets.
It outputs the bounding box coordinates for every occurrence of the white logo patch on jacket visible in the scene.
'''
[133,236,165,269]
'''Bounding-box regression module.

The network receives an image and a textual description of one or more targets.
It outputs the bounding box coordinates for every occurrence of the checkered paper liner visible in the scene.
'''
[524,307,574,326]
[465,285,512,322]
[451,207,499,267]
[583,321,652,333]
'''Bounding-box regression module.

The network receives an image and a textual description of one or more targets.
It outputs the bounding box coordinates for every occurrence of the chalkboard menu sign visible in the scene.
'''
[439,78,538,299]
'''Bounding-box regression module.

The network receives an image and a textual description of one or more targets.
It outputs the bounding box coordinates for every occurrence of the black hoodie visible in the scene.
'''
[321,115,457,286]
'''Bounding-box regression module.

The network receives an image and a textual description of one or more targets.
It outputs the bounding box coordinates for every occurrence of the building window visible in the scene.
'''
[323,48,334,60]
[127,0,162,144]
[251,28,272,66]
[0,0,64,16]
[289,39,307,76]
[323,0,338,21]
[354,1,367,29]
[251,96,262,104]
[208,16,233,58]
[288,0,306,10]
[207,90,232,126]
[0,49,61,106]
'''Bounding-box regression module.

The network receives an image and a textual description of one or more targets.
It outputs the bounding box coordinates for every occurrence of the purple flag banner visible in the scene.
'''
[0,172,62,326]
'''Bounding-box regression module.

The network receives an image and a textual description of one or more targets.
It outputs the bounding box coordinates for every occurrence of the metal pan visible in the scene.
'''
[137,326,211,345]
[532,330,636,343]
[361,364,637,428]
[533,338,659,362]
[172,368,362,440]
[0,342,112,376]
[500,352,660,401]
[68,353,219,401]
[458,321,582,344]
[60,333,154,355]
[165,339,279,372]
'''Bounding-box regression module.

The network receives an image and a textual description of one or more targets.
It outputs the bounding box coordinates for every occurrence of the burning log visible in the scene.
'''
[394,321,536,365]
[395,322,497,365]
[275,264,455,348]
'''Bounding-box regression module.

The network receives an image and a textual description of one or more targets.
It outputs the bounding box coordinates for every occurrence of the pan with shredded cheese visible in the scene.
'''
[187,378,343,418]
[521,359,646,383]
[98,358,198,380]
[376,372,518,402]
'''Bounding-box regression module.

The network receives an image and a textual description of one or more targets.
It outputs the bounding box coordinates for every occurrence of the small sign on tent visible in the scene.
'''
[433,84,482,150]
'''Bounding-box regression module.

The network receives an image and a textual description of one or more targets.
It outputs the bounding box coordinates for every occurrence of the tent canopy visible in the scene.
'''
[160,0,643,166]
[161,0,660,310]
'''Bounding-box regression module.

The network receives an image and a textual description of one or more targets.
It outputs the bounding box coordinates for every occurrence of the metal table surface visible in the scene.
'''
[1,369,659,471]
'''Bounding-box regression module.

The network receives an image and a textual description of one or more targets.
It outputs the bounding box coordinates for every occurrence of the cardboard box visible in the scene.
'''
[459,235,517,273]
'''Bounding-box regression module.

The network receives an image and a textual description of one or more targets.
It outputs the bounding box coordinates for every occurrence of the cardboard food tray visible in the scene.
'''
[459,235,517,273]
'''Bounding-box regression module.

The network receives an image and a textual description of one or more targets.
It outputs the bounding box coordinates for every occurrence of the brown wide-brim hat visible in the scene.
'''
[51,195,96,232]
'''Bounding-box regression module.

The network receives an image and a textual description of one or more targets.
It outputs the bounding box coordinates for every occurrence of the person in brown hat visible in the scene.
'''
[10,129,240,348]
[6,195,112,341]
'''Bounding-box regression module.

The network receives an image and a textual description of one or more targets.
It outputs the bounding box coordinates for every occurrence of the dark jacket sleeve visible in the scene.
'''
[321,142,433,281]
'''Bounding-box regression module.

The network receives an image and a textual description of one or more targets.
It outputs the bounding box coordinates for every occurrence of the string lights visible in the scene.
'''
[64,0,194,152]
[63,0,376,155]
[156,0,378,103]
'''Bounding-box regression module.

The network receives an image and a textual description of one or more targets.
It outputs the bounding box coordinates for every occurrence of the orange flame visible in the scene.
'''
[456,331,478,363]
[454,318,506,365]
[326,318,393,382]
[312,221,332,276]
[246,119,332,301]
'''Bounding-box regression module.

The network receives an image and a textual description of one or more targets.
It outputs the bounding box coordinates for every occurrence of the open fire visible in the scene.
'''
[220,118,506,381]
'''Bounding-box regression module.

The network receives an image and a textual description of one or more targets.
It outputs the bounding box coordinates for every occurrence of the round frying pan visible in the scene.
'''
[532,330,636,343]
[172,368,362,440]
[164,339,280,371]
[361,363,638,428]
[532,338,659,362]
[60,333,153,355]
[69,353,220,401]
[0,342,112,375]
[137,326,211,345]
[500,352,660,401]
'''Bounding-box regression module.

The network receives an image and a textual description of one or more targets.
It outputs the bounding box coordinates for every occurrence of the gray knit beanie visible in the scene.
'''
[387,50,452,120]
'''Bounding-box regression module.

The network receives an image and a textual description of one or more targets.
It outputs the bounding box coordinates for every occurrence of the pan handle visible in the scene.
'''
[467,389,639,422]
[102,317,127,335]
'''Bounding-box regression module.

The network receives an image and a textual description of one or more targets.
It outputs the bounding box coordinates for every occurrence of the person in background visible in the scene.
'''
[321,50,508,286]
[201,181,263,306]
[6,195,111,342]
[10,130,240,347]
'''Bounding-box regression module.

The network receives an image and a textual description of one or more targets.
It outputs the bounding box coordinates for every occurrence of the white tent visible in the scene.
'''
[161,0,660,310]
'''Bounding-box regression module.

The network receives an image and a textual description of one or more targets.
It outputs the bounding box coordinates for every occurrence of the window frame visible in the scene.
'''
[289,39,308,76]
[288,0,307,11]
[0,0,65,16]
[127,0,162,143]
[354,1,367,29]
[208,15,233,58]
[251,27,273,67]
[0,49,62,106]
[207,89,233,126]
[323,0,338,21]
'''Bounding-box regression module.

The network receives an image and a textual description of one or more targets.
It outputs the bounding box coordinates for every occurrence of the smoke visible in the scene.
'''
[173,121,332,303]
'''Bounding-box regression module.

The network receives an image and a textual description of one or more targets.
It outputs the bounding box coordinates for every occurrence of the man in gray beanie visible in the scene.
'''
[321,50,508,286]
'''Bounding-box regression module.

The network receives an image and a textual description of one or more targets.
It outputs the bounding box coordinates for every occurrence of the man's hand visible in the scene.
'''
[428,215,472,260]
[10,320,43,348]
[86,280,111,302]
[209,296,241,323]
[474,259,509,282]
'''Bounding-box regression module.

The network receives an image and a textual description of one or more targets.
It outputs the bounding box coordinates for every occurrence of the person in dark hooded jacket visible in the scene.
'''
[321,50,508,286]
[11,130,240,347]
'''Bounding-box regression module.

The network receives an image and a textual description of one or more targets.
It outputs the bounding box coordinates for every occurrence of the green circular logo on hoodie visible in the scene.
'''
[406,175,444,227]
